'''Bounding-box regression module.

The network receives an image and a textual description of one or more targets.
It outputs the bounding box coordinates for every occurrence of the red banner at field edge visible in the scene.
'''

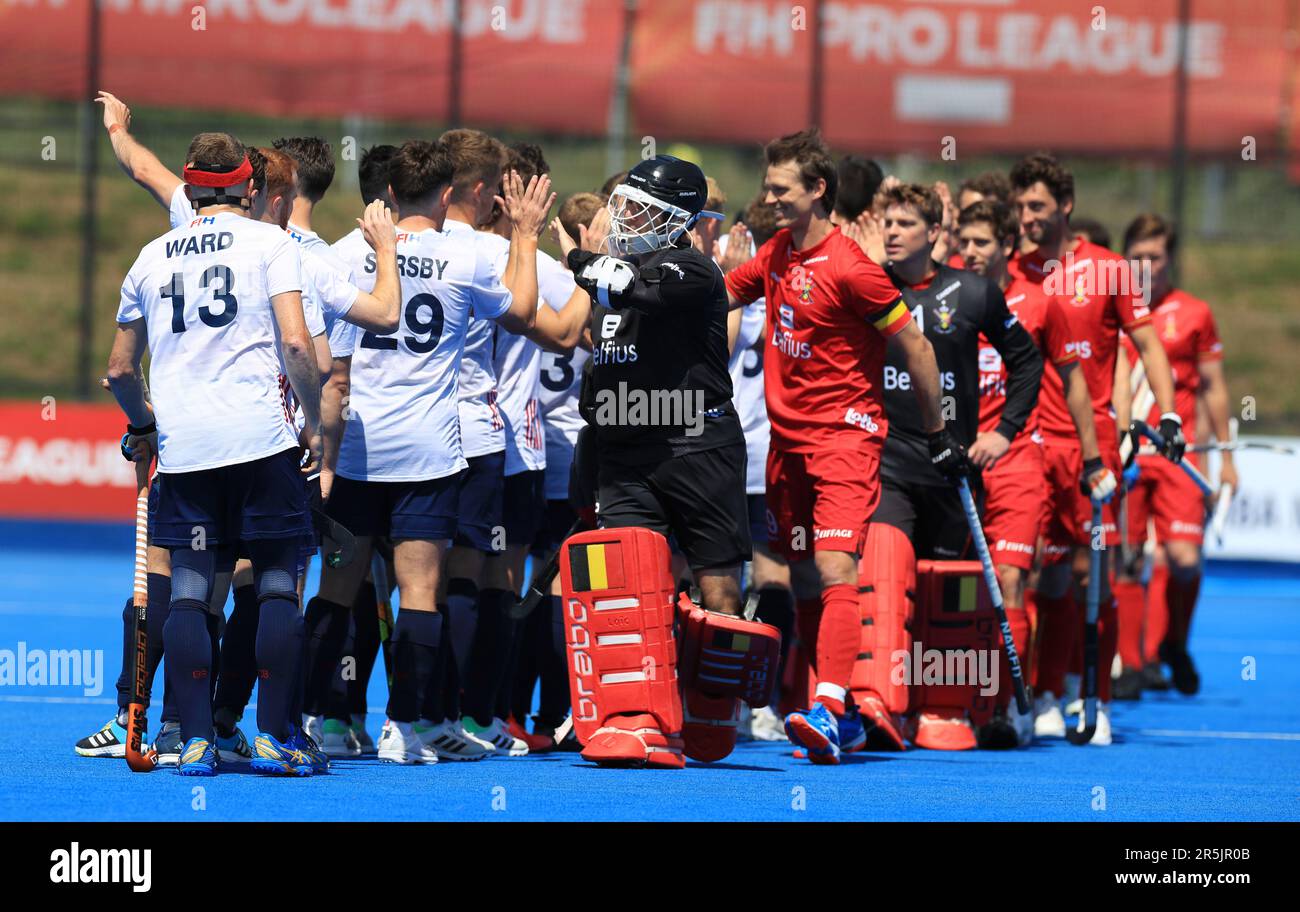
[0,402,137,521]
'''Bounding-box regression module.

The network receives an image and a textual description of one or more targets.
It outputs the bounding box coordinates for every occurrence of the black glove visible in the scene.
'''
[120,420,157,462]
[1158,413,1186,464]
[928,427,971,483]
[1080,456,1118,503]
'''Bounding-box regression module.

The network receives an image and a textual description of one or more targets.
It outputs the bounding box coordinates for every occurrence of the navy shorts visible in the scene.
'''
[326,473,459,541]
[502,469,547,547]
[530,499,578,558]
[146,475,161,540]
[747,493,772,547]
[454,451,505,552]
[152,448,311,548]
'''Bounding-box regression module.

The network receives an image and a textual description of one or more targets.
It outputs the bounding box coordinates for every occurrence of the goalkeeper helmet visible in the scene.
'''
[607,155,717,256]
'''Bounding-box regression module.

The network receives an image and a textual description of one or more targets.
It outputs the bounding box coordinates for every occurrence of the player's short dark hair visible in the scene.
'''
[507,142,549,185]
[1122,213,1178,260]
[599,171,629,200]
[958,199,1018,249]
[272,136,334,203]
[833,155,884,221]
[1009,152,1074,205]
[1072,216,1113,252]
[185,132,246,175]
[559,192,603,241]
[877,182,943,226]
[439,128,507,203]
[959,171,1012,205]
[389,139,454,210]
[358,145,399,205]
[246,147,267,197]
[742,195,780,249]
[764,127,837,215]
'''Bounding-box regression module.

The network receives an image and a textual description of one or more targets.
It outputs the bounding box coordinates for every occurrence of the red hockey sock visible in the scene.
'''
[1034,592,1078,697]
[1115,579,1146,670]
[812,584,859,716]
[1097,597,1118,703]
[1166,572,1202,651]
[1144,562,1170,663]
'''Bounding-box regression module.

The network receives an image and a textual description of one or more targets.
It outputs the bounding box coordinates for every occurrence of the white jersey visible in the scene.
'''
[117,211,303,473]
[336,225,512,482]
[328,227,380,358]
[538,343,588,502]
[443,219,507,458]
[169,186,329,353]
[488,240,577,476]
[729,300,769,494]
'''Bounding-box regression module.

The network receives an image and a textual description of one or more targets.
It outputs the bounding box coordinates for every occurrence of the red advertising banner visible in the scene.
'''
[0,0,1294,157]
[0,0,624,135]
[0,402,137,521]
[635,0,1293,158]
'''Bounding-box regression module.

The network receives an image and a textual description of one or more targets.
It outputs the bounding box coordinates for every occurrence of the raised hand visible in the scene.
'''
[579,206,611,254]
[358,198,396,252]
[503,170,556,241]
[714,223,753,273]
[95,91,131,133]
[553,216,578,259]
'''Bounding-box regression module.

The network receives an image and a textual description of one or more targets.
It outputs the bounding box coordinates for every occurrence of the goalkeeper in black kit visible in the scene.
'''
[851,182,1045,754]
[550,155,781,769]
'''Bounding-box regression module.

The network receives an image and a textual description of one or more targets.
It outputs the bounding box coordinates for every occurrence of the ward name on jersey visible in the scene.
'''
[882,264,1043,486]
[117,211,304,472]
[337,226,512,482]
[724,226,910,455]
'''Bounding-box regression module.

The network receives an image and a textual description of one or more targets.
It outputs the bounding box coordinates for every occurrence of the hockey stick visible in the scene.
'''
[125,455,158,773]
[1067,500,1104,745]
[370,548,395,686]
[957,477,1030,715]
[1210,483,1234,546]
[1189,440,1297,456]
[1131,421,1214,496]
[509,518,587,621]
[312,507,357,569]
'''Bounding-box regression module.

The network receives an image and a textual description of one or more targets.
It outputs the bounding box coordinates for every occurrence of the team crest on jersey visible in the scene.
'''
[1163,314,1178,341]
[932,300,956,334]
[1071,289,1090,307]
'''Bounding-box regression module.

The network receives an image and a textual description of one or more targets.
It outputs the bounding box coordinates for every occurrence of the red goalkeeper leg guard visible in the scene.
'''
[1115,579,1146,670]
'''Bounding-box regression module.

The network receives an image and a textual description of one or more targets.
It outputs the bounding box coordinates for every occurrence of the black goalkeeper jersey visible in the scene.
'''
[569,243,742,465]
[881,264,1043,486]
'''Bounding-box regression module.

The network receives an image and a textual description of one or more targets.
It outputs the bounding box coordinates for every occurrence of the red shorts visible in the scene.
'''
[983,469,1047,571]
[1125,453,1207,545]
[1041,437,1121,564]
[765,447,881,562]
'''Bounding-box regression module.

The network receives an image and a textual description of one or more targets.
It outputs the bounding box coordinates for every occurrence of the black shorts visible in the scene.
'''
[597,442,751,572]
[152,448,310,548]
[502,469,547,547]
[453,451,506,551]
[746,493,772,547]
[327,472,459,541]
[530,499,578,558]
[871,474,973,560]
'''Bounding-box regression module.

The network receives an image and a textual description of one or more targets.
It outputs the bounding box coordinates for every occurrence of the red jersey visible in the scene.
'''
[725,226,909,453]
[1017,239,1151,442]
[1121,288,1222,445]
[978,276,1078,474]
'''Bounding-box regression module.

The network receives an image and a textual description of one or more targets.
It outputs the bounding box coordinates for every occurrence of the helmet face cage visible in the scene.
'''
[606,184,696,256]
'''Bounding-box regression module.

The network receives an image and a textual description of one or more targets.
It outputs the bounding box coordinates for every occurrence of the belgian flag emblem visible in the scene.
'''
[568,541,625,592]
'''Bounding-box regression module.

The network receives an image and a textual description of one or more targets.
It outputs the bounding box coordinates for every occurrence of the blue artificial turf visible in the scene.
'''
[0,519,1296,822]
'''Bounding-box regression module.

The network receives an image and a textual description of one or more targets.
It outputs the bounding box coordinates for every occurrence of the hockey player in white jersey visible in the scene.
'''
[107,132,319,777]
[475,143,593,750]
[313,140,553,764]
